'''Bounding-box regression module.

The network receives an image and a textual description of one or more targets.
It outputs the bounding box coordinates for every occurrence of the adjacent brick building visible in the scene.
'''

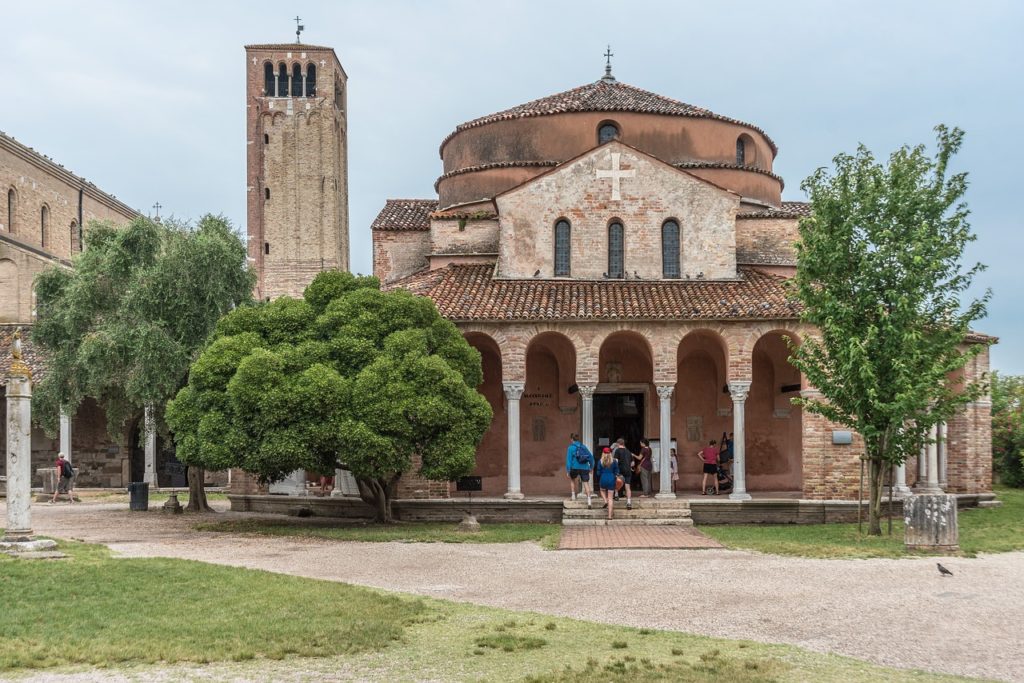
[373,67,994,500]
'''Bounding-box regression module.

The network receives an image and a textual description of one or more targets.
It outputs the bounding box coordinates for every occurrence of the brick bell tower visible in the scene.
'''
[245,41,349,300]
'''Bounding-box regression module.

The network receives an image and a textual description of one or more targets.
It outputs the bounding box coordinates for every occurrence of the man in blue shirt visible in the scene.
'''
[565,433,594,508]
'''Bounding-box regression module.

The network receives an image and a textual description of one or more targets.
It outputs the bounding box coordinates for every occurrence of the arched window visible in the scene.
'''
[277,63,288,97]
[608,221,624,279]
[736,137,746,166]
[6,188,16,233]
[263,133,269,144]
[306,64,316,97]
[40,205,49,248]
[292,63,302,97]
[264,187,270,200]
[662,219,680,278]
[554,219,571,276]
[263,62,274,96]
[70,220,80,254]
[598,122,619,144]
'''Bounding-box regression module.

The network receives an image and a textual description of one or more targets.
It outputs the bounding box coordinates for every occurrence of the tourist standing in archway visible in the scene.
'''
[566,433,594,507]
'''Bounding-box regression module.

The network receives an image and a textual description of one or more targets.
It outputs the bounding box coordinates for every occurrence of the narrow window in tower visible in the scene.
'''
[265,188,270,200]
[306,64,317,97]
[7,188,16,233]
[40,205,49,248]
[662,219,680,278]
[263,133,269,144]
[292,63,302,97]
[554,219,571,276]
[264,242,270,255]
[278,63,288,97]
[263,62,274,96]
[70,220,80,254]
[608,221,624,279]
[736,137,746,166]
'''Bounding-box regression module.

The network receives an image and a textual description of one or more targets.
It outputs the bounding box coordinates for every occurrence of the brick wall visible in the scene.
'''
[373,230,430,283]
[735,216,798,265]
[430,218,499,255]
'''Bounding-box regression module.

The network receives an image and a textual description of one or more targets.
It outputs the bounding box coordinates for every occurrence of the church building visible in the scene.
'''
[372,64,993,501]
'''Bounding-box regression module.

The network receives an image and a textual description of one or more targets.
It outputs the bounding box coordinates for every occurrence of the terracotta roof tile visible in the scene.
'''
[737,201,811,219]
[0,325,47,380]
[371,199,438,232]
[443,79,777,154]
[387,264,801,322]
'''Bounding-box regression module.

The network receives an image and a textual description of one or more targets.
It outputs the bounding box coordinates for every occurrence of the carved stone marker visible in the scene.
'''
[904,493,959,552]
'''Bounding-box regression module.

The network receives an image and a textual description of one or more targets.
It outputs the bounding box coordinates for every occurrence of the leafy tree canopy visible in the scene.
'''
[992,372,1024,487]
[791,125,990,534]
[166,271,492,521]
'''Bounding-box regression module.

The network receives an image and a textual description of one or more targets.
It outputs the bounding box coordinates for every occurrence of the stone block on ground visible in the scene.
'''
[904,493,959,552]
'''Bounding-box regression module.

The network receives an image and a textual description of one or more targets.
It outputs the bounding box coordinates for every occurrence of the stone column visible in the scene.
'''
[59,410,72,462]
[269,469,307,495]
[728,381,752,501]
[656,384,676,499]
[918,443,927,483]
[3,364,34,541]
[143,405,158,488]
[894,462,911,496]
[578,384,596,455]
[331,468,360,497]
[503,381,525,500]
[904,493,958,551]
[938,421,948,490]
[918,424,942,493]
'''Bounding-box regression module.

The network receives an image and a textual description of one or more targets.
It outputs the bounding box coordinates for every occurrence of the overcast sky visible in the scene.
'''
[4,1,1022,372]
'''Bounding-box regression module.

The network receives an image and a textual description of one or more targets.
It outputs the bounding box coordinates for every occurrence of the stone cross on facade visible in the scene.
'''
[596,152,635,201]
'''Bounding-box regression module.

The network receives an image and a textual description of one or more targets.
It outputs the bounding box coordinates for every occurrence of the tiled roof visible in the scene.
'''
[244,43,336,51]
[371,199,438,232]
[736,251,795,267]
[0,325,47,380]
[737,201,811,219]
[443,78,777,154]
[387,264,800,322]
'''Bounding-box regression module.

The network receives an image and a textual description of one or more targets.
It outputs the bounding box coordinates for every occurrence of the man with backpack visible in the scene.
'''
[565,433,594,508]
[612,438,634,510]
[51,452,75,504]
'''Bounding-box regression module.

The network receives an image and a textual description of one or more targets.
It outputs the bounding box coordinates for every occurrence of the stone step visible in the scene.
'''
[563,508,692,519]
[563,499,690,510]
[562,518,695,527]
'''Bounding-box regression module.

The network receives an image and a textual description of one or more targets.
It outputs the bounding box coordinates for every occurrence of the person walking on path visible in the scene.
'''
[565,433,594,508]
[696,439,720,495]
[669,447,679,493]
[612,438,634,509]
[51,452,75,504]
[595,447,620,520]
[638,438,653,497]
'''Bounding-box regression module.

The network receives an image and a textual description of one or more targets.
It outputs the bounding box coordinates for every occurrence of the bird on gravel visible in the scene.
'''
[937,563,954,576]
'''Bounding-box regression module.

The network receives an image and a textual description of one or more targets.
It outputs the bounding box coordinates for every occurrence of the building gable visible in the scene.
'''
[494,141,740,280]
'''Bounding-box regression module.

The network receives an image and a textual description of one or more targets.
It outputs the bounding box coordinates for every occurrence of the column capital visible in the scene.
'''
[577,384,597,400]
[655,384,675,400]
[728,380,751,403]
[503,381,525,401]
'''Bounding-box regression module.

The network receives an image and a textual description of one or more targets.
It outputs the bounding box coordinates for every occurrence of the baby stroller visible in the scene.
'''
[705,464,733,495]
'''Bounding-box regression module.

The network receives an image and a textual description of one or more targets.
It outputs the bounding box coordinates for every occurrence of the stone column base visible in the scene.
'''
[655,492,677,500]
[503,491,525,500]
[1,538,57,551]
[904,493,958,551]
[728,492,752,501]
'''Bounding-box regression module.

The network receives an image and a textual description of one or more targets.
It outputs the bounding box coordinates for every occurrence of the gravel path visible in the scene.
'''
[13,501,1024,682]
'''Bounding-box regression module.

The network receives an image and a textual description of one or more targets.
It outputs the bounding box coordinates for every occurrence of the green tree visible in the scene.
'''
[791,125,990,535]
[32,215,255,511]
[166,271,492,522]
[992,372,1024,487]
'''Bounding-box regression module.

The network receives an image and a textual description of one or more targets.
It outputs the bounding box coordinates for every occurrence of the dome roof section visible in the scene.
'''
[441,78,777,155]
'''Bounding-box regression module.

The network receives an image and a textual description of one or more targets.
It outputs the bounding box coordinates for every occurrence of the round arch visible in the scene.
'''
[463,332,507,496]
[674,329,731,480]
[520,331,578,495]
[748,330,803,492]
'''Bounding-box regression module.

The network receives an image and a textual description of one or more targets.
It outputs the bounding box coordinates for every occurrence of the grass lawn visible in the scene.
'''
[701,487,1024,559]
[196,518,563,548]
[84,490,229,505]
[0,541,964,681]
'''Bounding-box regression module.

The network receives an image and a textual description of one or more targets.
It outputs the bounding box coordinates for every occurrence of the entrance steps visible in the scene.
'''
[561,498,693,526]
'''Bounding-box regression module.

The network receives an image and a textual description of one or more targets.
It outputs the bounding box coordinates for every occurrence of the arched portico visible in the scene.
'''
[520,332,577,495]
[675,330,731,494]
[464,332,507,496]
[748,330,803,491]
[594,331,654,456]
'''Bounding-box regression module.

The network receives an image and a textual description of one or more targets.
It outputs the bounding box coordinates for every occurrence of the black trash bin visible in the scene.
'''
[127,482,149,511]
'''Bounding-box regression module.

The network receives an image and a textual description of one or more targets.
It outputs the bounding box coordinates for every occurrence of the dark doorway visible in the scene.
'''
[594,393,644,456]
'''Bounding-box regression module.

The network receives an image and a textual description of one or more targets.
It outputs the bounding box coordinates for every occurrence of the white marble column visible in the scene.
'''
[938,421,948,490]
[143,405,158,488]
[331,468,360,497]
[918,443,927,483]
[656,384,676,499]
[728,381,752,501]
[894,462,911,495]
[919,424,942,493]
[59,410,71,463]
[503,381,525,500]
[578,385,596,456]
[3,367,34,541]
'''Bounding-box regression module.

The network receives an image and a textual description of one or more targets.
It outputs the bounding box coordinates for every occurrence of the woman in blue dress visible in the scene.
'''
[595,447,620,521]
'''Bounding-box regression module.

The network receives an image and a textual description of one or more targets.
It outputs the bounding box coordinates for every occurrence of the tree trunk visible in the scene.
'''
[185,466,213,513]
[356,476,395,524]
[867,457,886,536]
